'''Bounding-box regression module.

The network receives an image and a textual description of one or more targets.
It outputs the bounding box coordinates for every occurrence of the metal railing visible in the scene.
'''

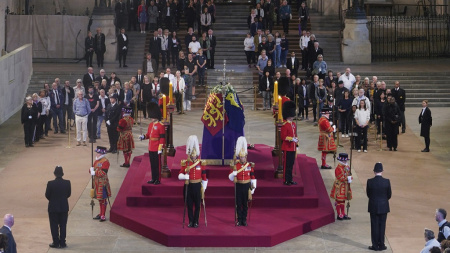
[369,14,450,61]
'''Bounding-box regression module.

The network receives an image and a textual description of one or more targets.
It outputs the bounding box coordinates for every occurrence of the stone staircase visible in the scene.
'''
[356,72,450,107]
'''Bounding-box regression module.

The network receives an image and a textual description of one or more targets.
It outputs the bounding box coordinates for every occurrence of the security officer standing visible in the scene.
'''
[45,166,71,248]
[105,93,121,153]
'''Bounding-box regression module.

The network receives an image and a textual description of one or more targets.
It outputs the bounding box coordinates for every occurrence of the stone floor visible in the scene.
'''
[1,59,450,253]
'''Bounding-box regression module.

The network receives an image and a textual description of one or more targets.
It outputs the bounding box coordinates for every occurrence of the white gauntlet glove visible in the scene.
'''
[106,120,111,126]
[251,179,257,194]
[90,167,95,176]
[347,176,353,183]
[139,134,145,141]
[202,180,208,192]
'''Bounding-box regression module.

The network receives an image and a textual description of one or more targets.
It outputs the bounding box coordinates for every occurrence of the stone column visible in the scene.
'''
[323,0,340,16]
[342,19,371,64]
[342,0,371,64]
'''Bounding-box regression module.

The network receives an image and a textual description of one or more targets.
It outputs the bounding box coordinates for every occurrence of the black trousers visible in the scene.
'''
[119,49,128,66]
[23,121,34,146]
[62,104,73,128]
[86,51,94,67]
[37,115,46,138]
[339,111,350,134]
[161,50,169,68]
[128,13,137,31]
[385,123,398,148]
[96,52,104,67]
[283,150,295,183]
[210,49,215,68]
[236,182,250,223]
[142,101,149,118]
[149,151,160,181]
[370,213,387,249]
[171,49,179,67]
[185,182,201,224]
[175,92,182,112]
[88,113,98,140]
[299,104,308,118]
[107,125,118,150]
[356,126,368,150]
[151,52,160,70]
[424,135,430,150]
[49,211,68,246]
[282,18,289,33]
[311,101,317,121]
[301,49,308,69]
[245,51,254,64]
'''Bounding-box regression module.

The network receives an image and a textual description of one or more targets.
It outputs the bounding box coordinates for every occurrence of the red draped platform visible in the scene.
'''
[110,144,335,247]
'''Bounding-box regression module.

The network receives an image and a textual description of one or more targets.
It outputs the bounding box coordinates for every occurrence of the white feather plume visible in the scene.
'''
[235,136,248,157]
[186,135,200,156]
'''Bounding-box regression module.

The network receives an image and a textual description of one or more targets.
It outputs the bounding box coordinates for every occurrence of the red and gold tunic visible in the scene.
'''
[229,161,255,183]
[179,159,207,183]
[145,121,165,152]
[281,120,297,152]
[330,163,352,201]
[117,115,135,151]
[93,157,111,200]
[317,116,337,152]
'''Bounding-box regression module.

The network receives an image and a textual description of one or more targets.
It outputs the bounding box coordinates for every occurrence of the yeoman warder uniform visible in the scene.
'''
[317,106,337,169]
[117,106,135,167]
[330,153,352,220]
[89,146,112,222]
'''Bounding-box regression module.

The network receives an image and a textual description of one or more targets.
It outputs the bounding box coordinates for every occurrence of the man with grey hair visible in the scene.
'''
[339,68,356,91]
[74,79,85,97]
[0,214,16,253]
[420,229,440,253]
[73,90,91,146]
[436,208,450,242]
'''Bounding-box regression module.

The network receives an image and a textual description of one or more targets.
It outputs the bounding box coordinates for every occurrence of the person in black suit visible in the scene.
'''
[45,166,71,249]
[117,28,129,68]
[127,0,139,31]
[115,0,126,31]
[298,78,309,119]
[84,31,95,67]
[136,69,145,86]
[97,89,110,139]
[419,100,432,152]
[83,67,95,91]
[105,93,122,153]
[94,28,106,68]
[383,96,401,151]
[49,82,66,134]
[149,30,161,71]
[207,29,216,69]
[95,69,109,86]
[62,81,75,126]
[367,162,391,251]
[391,81,406,133]
[0,214,16,253]
[286,51,299,78]
[308,41,323,71]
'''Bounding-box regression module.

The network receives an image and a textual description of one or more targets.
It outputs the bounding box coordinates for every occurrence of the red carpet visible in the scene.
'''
[110,144,335,247]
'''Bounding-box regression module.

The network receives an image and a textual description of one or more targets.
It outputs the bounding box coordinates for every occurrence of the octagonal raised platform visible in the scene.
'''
[110,144,335,247]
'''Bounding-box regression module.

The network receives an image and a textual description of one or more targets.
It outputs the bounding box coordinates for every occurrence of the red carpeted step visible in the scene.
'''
[141,178,304,196]
[110,144,335,247]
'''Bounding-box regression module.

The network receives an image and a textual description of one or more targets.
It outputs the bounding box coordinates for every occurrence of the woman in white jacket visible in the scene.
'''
[354,99,371,152]
[244,32,255,67]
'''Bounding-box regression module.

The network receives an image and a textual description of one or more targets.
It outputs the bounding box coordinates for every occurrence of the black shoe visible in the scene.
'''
[368,246,379,251]
[321,165,331,169]
[389,147,392,151]
[241,221,248,226]
[60,131,66,134]
[123,65,128,68]
[29,144,34,147]
[336,216,343,221]
[283,181,291,186]
[107,148,113,153]
[49,243,60,248]
[54,131,58,134]
[188,222,194,228]
[25,144,29,147]
[111,149,117,154]
[379,245,387,250]
[93,214,101,220]
[290,181,298,185]
[236,221,241,226]
[401,130,405,133]
[147,180,155,184]
[393,148,397,151]
[421,148,430,152]
[193,223,199,228]
[59,243,67,248]
[343,215,351,220]
[153,180,161,185]
[120,163,130,168]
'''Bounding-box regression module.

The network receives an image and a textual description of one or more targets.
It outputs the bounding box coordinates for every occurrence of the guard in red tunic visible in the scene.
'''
[139,102,165,185]
[330,153,353,220]
[178,135,208,228]
[229,136,256,226]
[89,146,111,222]
[281,101,299,186]
[117,106,135,168]
[317,107,337,169]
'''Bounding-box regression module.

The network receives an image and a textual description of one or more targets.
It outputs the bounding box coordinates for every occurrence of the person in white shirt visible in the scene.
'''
[354,99,370,153]
[420,229,441,253]
[174,70,186,113]
[352,88,371,112]
[97,89,109,139]
[339,67,356,91]
[164,68,176,85]
[188,36,201,54]
[299,30,309,70]
[160,29,170,69]
[244,33,255,67]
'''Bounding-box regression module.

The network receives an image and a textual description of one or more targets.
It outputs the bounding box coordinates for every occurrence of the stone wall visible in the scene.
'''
[0,44,33,125]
